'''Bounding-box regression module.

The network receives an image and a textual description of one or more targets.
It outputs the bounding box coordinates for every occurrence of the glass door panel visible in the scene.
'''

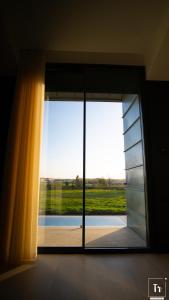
[85,98,127,248]
[38,93,83,247]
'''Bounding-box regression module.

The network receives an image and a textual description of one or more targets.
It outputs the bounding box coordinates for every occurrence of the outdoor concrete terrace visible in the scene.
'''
[38,226,146,248]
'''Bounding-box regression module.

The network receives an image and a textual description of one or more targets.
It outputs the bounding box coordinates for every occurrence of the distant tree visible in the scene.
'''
[47,181,52,191]
[108,178,111,187]
[98,177,106,187]
[75,175,81,188]
[65,181,69,187]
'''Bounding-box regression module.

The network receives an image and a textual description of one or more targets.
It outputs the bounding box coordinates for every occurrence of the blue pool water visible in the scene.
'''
[38,215,126,227]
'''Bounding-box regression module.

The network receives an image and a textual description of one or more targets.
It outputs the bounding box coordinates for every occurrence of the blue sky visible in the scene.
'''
[40,100,125,179]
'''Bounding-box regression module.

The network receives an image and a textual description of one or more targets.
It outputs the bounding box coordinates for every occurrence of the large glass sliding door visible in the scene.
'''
[38,92,147,249]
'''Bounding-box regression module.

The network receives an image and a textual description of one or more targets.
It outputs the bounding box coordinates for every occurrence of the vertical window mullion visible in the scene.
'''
[82,91,86,248]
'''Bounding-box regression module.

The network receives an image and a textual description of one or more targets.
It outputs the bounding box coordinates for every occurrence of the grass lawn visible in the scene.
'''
[39,188,126,215]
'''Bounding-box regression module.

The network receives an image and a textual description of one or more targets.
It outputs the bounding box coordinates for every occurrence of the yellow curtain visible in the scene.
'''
[0,50,45,265]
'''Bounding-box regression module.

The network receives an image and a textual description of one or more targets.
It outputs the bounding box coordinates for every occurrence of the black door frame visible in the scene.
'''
[38,63,150,254]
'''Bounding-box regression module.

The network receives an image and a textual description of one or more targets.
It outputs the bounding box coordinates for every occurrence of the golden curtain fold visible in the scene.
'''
[0,51,45,264]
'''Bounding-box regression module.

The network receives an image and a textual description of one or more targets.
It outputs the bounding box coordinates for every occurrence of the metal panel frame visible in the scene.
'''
[123,94,149,242]
[138,94,150,248]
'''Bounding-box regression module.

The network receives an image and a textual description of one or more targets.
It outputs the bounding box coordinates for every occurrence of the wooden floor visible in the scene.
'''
[38,226,146,247]
[0,253,169,300]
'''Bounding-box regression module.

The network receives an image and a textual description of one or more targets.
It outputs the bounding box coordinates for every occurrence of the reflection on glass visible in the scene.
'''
[38,99,83,247]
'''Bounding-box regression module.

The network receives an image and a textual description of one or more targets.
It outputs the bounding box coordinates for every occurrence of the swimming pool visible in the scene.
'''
[38,215,127,227]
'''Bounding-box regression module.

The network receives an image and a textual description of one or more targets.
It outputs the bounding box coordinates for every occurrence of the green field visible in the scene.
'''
[39,188,126,215]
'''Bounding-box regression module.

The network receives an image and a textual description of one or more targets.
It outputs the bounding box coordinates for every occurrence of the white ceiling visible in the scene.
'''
[1,0,169,79]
